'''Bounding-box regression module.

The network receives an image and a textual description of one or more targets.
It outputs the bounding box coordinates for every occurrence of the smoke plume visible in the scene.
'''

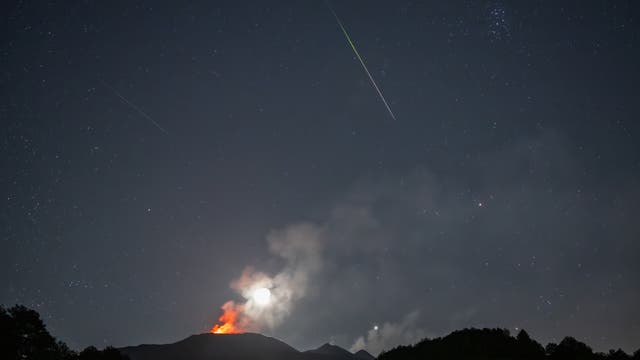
[211,223,323,333]
[350,311,425,356]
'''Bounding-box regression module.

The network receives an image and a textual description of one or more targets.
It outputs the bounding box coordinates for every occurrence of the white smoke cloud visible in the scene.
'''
[230,222,323,330]
[350,311,425,356]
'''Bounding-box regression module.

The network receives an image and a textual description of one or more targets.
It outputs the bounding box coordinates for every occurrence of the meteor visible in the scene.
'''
[99,79,169,134]
[326,2,397,121]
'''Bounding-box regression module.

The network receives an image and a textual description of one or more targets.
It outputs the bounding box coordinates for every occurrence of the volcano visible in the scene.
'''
[119,333,375,360]
[305,342,359,360]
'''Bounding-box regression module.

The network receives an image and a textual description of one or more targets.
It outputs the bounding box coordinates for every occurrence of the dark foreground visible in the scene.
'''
[2,305,638,360]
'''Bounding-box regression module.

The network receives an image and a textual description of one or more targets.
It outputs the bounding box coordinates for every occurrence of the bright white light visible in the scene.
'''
[373,325,379,331]
[252,287,271,306]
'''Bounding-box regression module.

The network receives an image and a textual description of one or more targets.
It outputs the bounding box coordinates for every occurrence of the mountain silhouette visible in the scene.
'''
[120,333,374,360]
[354,349,377,360]
[305,342,358,359]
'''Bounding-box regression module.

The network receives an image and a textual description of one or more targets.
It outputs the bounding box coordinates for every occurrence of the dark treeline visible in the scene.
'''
[1,305,129,360]
[379,328,640,360]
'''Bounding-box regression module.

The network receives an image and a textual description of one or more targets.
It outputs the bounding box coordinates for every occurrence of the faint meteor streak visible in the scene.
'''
[326,2,397,121]
[99,79,169,134]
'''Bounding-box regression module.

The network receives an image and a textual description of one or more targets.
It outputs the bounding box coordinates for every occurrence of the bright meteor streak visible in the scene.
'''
[327,3,397,121]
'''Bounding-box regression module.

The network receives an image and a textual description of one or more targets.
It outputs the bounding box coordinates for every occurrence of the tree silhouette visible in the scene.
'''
[78,346,129,360]
[0,305,128,360]
[0,305,74,360]
[549,336,595,360]
[380,328,638,360]
[517,329,546,359]
[607,349,632,360]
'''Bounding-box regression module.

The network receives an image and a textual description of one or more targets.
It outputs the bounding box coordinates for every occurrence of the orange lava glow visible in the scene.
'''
[210,301,245,334]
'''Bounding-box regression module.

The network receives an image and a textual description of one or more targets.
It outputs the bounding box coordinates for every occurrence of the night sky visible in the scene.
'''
[2,0,639,355]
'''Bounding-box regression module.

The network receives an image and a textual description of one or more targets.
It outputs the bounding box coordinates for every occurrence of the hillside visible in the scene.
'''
[120,333,374,360]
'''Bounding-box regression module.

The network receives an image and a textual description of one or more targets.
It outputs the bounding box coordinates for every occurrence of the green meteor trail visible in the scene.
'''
[327,3,397,121]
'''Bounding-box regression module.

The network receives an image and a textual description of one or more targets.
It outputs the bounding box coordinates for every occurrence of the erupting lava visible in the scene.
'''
[210,301,244,334]
[208,224,321,335]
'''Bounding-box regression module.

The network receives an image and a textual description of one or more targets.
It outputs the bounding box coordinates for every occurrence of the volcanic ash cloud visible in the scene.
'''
[211,223,323,333]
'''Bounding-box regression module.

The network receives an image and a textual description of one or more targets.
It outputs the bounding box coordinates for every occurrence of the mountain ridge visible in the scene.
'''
[305,342,358,359]
[119,333,374,360]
